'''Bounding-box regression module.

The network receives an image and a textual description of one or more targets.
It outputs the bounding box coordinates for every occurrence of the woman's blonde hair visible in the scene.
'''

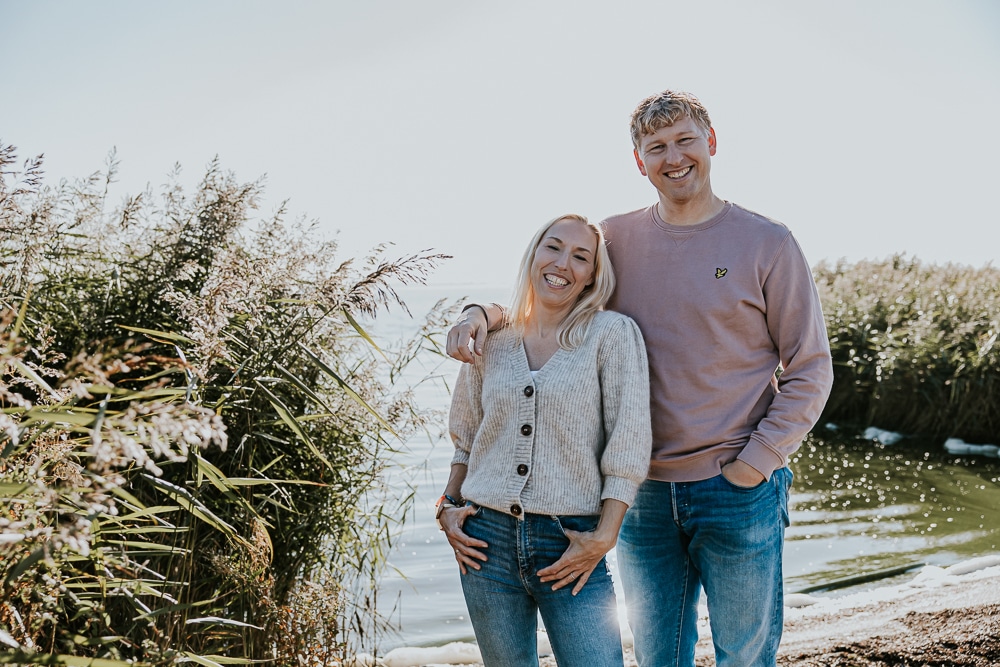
[507,214,615,349]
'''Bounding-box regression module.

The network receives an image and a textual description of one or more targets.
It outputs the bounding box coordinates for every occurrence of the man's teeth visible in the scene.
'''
[545,274,569,287]
[667,166,692,179]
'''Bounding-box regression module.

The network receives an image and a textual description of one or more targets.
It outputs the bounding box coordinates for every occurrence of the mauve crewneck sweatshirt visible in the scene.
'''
[602,202,833,482]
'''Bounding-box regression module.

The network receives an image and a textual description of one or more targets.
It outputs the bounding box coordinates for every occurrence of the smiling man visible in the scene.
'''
[446,89,833,667]
[606,89,832,667]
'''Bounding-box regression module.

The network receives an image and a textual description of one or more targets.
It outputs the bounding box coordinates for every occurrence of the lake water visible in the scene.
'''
[369,285,1000,652]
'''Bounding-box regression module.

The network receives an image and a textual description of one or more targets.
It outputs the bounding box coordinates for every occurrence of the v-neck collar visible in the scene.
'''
[513,337,567,376]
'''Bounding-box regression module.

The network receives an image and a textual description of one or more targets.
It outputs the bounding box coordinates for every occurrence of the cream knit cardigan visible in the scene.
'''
[449,310,652,517]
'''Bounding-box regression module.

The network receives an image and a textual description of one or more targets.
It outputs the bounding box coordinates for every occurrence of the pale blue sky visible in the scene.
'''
[4,0,998,291]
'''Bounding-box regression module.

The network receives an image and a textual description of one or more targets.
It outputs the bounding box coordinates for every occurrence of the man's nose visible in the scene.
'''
[665,143,683,164]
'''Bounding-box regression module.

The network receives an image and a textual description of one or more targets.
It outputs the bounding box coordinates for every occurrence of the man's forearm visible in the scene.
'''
[463,302,505,332]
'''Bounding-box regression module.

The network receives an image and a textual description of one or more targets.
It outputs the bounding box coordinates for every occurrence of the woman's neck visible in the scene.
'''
[521,303,572,370]
[525,302,572,339]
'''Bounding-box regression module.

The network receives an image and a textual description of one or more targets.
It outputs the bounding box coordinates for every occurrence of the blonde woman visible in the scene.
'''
[437,214,651,667]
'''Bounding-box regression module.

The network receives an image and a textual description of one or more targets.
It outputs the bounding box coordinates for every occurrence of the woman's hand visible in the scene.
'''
[537,528,616,595]
[439,505,488,575]
[537,500,627,596]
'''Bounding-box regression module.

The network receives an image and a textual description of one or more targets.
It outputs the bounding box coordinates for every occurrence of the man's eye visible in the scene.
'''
[678,138,693,145]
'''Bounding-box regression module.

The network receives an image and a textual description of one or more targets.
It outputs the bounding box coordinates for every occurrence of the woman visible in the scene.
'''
[437,214,652,667]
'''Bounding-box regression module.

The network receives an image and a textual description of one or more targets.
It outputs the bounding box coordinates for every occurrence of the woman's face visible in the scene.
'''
[529,218,597,312]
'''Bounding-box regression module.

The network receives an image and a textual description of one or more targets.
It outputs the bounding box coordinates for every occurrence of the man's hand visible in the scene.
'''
[446,306,488,363]
[721,459,766,487]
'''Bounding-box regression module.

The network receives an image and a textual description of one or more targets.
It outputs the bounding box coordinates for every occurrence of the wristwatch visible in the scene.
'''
[435,494,463,528]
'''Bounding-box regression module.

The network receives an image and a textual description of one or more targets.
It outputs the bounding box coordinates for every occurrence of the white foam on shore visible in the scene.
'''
[944,437,1000,458]
[863,426,904,445]
[784,554,1000,620]
[361,554,1000,667]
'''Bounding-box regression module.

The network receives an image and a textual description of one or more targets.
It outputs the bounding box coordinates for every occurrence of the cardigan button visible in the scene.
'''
[517,464,528,476]
[520,424,532,436]
[523,385,534,397]
[510,504,522,516]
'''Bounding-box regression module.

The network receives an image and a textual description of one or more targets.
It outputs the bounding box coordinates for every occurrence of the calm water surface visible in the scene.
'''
[371,286,1000,650]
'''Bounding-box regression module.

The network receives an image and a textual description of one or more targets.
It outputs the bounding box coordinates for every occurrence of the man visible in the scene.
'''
[446,89,833,667]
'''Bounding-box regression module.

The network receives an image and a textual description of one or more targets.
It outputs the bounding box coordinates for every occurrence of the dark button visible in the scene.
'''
[520,424,533,436]
[523,385,534,397]
[510,504,522,516]
[517,464,528,476]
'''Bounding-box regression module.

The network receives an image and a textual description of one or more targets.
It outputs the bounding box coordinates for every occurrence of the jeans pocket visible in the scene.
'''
[554,514,600,536]
[719,471,767,491]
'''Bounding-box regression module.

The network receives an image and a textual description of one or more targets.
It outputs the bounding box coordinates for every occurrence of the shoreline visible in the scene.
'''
[366,558,1000,667]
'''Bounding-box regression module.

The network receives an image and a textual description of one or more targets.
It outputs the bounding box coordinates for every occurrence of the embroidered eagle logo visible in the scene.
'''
[715,267,728,279]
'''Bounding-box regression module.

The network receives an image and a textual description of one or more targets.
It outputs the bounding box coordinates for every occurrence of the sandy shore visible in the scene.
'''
[376,562,1000,667]
[616,568,1000,667]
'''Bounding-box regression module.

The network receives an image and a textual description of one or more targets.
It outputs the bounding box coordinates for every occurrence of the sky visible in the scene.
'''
[3,0,999,294]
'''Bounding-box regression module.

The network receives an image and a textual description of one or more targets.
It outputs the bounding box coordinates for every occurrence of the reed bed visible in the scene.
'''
[815,255,1000,444]
[0,144,454,666]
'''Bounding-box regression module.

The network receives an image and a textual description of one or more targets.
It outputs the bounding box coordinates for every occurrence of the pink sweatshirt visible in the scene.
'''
[602,202,833,482]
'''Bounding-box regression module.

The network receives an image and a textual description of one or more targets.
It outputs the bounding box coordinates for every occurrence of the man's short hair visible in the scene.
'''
[630,90,713,148]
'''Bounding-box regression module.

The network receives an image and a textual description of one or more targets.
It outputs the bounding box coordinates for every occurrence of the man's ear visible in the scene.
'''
[633,148,647,176]
[708,127,717,156]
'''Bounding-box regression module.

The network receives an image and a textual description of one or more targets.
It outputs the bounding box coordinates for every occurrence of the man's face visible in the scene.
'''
[634,116,717,207]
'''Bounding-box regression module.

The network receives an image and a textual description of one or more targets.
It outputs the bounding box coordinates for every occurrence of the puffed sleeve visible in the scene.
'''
[448,357,484,466]
[597,315,652,506]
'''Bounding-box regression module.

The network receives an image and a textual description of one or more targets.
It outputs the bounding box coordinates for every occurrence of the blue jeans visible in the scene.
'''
[459,505,624,667]
[617,468,792,667]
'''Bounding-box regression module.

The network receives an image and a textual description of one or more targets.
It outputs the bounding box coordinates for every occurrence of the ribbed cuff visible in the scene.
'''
[601,475,640,508]
[737,436,784,481]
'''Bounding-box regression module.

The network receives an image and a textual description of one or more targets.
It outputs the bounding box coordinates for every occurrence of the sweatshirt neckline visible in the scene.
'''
[651,201,733,233]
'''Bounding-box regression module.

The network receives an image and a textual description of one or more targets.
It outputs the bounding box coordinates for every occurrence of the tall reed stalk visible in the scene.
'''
[0,144,453,665]
[816,255,1000,443]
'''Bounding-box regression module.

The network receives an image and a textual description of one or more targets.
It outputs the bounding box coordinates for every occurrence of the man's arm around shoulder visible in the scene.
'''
[446,303,505,363]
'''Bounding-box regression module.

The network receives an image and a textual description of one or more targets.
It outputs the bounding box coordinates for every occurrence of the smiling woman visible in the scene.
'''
[436,214,652,667]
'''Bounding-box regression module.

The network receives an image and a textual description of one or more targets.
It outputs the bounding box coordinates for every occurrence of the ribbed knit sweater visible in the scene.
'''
[602,202,834,482]
[449,310,652,517]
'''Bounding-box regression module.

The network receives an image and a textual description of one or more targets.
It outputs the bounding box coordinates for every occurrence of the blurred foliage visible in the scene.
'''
[0,143,455,665]
[815,255,1000,443]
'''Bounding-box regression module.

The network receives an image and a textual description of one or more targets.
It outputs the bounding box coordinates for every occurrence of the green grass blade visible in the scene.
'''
[255,382,335,472]
[342,307,390,362]
[117,325,194,344]
[297,343,397,437]
[142,475,249,547]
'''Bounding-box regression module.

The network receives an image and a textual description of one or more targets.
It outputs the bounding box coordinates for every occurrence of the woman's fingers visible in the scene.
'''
[571,565,596,596]
[441,506,488,571]
[537,530,608,593]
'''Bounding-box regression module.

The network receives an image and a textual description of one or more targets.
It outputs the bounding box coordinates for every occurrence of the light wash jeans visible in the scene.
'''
[617,468,792,667]
[459,505,624,667]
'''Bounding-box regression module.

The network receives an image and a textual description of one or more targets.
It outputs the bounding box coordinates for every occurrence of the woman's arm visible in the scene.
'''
[438,463,488,575]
